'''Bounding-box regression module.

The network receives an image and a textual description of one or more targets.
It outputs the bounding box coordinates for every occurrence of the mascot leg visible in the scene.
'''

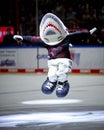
[56,81,70,97]
[56,59,72,97]
[42,59,58,95]
[41,78,57,94]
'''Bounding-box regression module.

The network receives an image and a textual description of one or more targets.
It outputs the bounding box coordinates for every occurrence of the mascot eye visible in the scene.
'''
[58,36,64,41]
[46,30,56,35]
[44,38,49,43]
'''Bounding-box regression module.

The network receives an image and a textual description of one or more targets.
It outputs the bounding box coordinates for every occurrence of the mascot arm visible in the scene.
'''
[67,27,97,46]
[13,35,45,46]
[67,27,97,40]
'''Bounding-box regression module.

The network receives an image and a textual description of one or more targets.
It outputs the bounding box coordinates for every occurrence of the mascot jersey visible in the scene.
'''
[21,13,90,60]
[22,31,90,60]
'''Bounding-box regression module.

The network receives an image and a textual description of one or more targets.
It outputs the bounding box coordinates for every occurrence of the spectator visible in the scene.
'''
[2,28,17,46]
[54,1,65,21]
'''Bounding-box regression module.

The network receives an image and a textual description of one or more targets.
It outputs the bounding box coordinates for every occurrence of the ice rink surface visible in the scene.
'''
[0,73,104,130]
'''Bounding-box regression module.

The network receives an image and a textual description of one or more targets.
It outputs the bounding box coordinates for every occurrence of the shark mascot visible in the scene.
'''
[13,13,97,97]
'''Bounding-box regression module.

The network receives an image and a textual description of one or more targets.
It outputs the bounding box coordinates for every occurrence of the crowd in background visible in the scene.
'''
[0,0,104,46]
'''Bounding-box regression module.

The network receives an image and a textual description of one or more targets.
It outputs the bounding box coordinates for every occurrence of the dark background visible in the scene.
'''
[0,0,104,45]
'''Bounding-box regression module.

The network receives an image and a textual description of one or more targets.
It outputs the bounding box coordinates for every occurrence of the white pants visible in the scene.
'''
[48,58,72,82]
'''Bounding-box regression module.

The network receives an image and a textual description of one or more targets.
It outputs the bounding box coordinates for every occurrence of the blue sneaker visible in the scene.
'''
[41,78,57,94]
[56,81,70,97]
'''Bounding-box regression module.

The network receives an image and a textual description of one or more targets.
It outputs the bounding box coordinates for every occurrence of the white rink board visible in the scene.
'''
[38,47,104,69]
[0,47,104,70]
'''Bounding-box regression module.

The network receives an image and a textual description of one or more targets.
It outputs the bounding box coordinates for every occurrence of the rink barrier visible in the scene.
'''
[0,46,104,74]
[0,68,104,74]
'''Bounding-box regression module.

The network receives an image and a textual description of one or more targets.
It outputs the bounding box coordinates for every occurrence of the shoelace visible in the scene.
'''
[46,82,53,89]
[57,84,64,90]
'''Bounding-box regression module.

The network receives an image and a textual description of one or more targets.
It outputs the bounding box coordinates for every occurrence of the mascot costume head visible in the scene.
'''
[39,13,69,46]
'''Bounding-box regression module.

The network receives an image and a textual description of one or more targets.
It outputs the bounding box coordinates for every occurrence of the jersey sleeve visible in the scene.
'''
[67,30,90,45]
[22,36,47,47]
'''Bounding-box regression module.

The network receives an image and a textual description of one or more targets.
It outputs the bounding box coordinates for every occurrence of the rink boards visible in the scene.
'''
[0,46,104,74]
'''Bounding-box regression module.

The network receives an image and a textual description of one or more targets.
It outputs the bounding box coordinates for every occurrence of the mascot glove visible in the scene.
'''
[89,27,97,35]
[13,35,23,41]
